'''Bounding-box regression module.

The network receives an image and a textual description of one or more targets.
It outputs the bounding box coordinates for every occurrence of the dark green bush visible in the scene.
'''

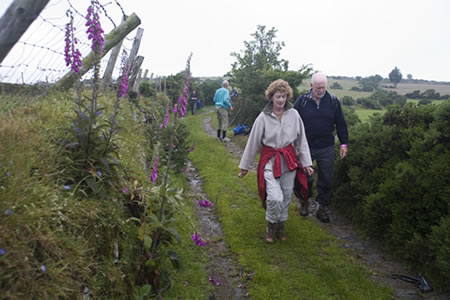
[140,81,157,98]
[342,95,355,106]
[330,82,343,89]
[334,101,450,291]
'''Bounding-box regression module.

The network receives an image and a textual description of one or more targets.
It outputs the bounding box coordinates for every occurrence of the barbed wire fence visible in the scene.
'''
[0,0,143,108]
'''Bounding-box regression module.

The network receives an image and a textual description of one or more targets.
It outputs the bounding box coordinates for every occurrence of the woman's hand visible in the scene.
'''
[238,169,248,178]
[304,166,314,176]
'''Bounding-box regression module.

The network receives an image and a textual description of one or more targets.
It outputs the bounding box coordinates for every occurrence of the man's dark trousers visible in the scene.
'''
[307,145,335,207]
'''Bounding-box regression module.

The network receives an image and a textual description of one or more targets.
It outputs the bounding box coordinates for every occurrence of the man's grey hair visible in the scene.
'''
[311,72,327,85]
[222,80,229,88]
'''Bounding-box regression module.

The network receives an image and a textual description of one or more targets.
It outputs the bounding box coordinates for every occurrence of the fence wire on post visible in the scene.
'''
[0,0,143,111]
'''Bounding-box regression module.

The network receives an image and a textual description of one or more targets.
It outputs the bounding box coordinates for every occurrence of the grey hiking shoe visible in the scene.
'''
[300,201,309,216]
[222,137,231,142]
[316,206,330,223]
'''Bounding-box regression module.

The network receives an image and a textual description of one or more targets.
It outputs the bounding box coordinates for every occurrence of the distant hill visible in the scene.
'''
[297,76,450,99]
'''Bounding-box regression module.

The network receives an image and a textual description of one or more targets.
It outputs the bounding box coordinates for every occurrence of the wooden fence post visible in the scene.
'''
[129,55,144,92]
[0,0,50,63]
[126,28,144,92]
[102,15,127,89]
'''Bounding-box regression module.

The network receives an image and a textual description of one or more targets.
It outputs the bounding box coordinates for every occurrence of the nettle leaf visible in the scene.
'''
[140,284,152,296]
[126,217,141,224]
[167,249,183,271]
[166,227,182,245]
[65,141,79,148]
[74,109,89,120]
[143,235,152,251]
[146,213,162,227]
[137,223,151,240]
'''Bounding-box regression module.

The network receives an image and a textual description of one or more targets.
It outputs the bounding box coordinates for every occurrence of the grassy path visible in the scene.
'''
[183,110,394,299]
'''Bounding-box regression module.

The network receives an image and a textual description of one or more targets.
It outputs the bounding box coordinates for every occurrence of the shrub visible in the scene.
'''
[140,81,157,98]
[342,95,355,106]
[333,101,450,291]
[330,82,343,89]
[419,99,432,105]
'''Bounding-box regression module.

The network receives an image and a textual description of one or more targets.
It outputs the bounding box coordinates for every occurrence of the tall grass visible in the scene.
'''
[0,91,213,298]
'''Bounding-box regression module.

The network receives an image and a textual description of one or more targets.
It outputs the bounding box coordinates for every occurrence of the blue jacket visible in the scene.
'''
[213,87,231,109]
[293,90,348,149]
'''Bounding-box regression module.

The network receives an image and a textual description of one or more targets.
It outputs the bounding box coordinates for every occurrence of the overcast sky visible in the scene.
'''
[1,0,450,82]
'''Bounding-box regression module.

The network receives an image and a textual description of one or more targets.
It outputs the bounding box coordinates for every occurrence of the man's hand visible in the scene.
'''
[304,166,314,176]
[238,169,248,178]
[229,105,233,111]
[340,144,348,159]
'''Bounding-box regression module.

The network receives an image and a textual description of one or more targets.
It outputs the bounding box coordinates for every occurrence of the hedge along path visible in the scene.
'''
[184,111,394,299]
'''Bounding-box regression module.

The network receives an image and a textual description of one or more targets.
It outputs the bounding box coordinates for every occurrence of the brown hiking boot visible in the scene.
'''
[277,221,287,241]
[316,206,330,223]
[264,222,276,243]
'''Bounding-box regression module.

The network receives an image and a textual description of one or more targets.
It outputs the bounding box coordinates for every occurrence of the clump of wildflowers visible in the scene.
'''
[64,10,82,74]
[85,1,104,53]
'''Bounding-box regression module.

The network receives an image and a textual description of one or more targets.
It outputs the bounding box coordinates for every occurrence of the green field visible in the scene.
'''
[298,77,450,99]
[297,77,450,123]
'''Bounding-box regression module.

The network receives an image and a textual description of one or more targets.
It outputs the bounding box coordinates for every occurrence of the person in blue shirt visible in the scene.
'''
[293,72,348,223]
[213,80,233,142]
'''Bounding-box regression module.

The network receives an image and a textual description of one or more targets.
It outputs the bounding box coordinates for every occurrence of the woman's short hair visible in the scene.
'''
[265,79,293,101]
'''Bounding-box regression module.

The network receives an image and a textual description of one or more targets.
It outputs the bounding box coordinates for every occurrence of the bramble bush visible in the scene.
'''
[334,101,450,291]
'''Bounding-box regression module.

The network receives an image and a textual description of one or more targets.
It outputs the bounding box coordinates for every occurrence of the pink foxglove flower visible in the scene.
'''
[191,232,207,246]
[163,108,169,128]
[119,64,129,97]
[151,156,159,183]
[188,142,196,153]
[85,3,104,53]
[64,10,82,74]
[209,276,221,286]
[198,199,212,207]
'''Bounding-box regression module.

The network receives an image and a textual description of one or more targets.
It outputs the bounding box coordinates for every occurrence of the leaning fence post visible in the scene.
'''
[102,15,127,89]
[0,0,50,63]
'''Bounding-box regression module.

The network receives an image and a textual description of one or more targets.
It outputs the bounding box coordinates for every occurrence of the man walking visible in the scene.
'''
[293,72,348,223]
[214,80,233,142]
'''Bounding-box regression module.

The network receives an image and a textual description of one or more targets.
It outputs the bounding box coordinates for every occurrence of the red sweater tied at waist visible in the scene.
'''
[257,144,308,209]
